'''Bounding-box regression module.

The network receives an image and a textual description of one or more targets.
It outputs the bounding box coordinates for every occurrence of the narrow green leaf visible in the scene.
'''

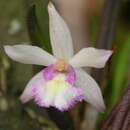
[110,38,130,108]
[27,0,52,53]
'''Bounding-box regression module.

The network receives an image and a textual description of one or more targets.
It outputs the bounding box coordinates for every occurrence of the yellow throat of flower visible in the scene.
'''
[46,74,69,95]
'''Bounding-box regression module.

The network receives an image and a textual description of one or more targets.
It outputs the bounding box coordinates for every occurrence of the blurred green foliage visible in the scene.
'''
[27,0,52,53]
[110,37,130,109]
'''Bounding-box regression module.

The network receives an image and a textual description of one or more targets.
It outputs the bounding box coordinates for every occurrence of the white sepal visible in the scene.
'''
[48,2,74,60]
[69,47,112,68]
[4,45,56,66]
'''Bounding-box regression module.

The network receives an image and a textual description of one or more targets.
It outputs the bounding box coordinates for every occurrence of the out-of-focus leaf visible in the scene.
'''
[110,37,130,108]
[27,0,52,53]
[90,15,100,47]
[97,37,130,130]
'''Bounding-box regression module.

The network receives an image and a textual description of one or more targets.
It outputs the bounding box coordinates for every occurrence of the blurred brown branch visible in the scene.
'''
[97,0,122,49]
[91,0,122,129]
[102,84,130,130]
[92,0,122,85]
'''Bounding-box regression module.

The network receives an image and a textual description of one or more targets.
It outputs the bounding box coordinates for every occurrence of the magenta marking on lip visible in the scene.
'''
[66,67,76,85]
[43,64,58,81]
[32,85,49,107]
[43,64,76,85]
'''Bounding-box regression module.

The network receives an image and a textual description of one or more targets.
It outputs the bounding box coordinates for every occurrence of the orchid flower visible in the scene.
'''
[4,2,112,112]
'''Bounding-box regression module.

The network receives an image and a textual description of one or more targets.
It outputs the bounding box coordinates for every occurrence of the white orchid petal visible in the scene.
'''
[4,45,56,66]
[75,68,106,112]
[48,2,74,60]
[20,70,45,103]
[69,47,112,68]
